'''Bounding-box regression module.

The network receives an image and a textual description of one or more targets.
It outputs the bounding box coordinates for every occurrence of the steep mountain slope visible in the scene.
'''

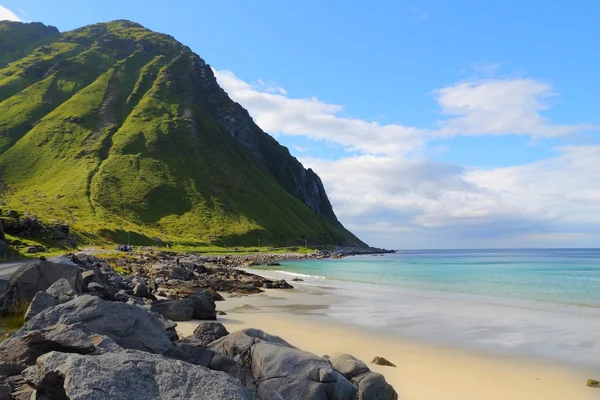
[0,20,364,247]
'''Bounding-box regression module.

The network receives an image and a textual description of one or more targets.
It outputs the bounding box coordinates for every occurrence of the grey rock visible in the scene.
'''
[0,323,117,377]
[133,281,149,298]
[24,292,58,322]
[189,290,216,320]
[210,328,357,399]
[150,298,195,321]
[24,278,79,321]
[191,322,229,347]
[23,350,253,400]
[164,342,215,367]
[328,353,398,400]
[0,260,83,314]
[45,278,77,301]
[24,295,173,354]
[150,263,192,280]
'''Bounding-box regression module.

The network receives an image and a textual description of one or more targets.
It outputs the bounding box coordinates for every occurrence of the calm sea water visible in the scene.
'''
[254,249,600,308]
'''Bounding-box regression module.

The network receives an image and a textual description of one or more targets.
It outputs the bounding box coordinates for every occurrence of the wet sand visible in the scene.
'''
[177,287,598,400]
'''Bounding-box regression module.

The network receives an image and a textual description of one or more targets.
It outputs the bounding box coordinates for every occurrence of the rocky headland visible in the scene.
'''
[0,250,397,399]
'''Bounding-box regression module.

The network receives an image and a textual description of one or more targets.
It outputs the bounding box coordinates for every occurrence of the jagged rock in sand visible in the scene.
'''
[24,295,173,354]
[210,328,358,399]
[0,259,83,314]
[327,353,398,400]
[22,350,253,400]
[24,278,78,321]
[0,323,118,378]
[150,291,216,321]
[371,356,396,367]
[180,322,230,348]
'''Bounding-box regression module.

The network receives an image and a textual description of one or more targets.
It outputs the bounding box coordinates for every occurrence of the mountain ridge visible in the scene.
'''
[0,20,364,247]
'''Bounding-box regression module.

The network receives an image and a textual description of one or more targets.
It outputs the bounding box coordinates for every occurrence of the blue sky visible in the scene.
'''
[1,1,599,248]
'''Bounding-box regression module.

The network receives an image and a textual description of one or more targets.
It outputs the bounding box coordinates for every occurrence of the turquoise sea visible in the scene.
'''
[249,249,600,368]
[254,249,600,308]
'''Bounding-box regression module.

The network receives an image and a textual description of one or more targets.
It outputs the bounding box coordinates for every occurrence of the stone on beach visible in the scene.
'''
[328,353,398,400]
[371,356,397,367]
[210,328,358,399]
[24,278,78,321]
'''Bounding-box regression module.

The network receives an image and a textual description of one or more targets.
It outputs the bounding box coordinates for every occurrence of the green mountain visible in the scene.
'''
[0,20,364,247]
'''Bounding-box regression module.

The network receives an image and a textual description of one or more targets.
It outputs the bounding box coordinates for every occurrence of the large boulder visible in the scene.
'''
[210,329,357,399]
[0,323,118,378]
[182,322,229,348]
[327,353,398,400]
[22,350,253,400]
[24,295,173,354]
[149,291,216,322]
[0,259,83,314]
[149,298,195,321]
[24,278,78,321]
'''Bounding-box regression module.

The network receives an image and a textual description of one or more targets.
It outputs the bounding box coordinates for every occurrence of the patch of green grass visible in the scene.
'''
[0,300,28,342]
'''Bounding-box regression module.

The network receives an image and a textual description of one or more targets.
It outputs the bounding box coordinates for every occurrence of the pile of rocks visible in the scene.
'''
[0,256,398,399]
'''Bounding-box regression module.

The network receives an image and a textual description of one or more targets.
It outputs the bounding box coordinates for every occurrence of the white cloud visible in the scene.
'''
[213,69,597,248]
[435,79,591,138]
[293,146,307,152]
[0,5,20,21]
[303,147,600,248]
[214,70,425,156]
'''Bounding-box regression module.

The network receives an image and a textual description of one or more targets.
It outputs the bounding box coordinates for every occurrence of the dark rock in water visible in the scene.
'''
[328,353,398,400]
[291,278,304,282]
[0,260,82,315]
[22,350,253,400]
[24,295,173,354]
[0,323,117,378]
[210,328,357,399]
[267,262,280,266]
[371,356,396,367]
[24,278,78,321]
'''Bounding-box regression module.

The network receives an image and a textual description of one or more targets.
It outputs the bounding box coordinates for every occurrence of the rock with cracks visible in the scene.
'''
[24,295,173,354]
[22,350,253,400]
[0,259,82,314]
[210,328,358,399]
[327,353,398,400]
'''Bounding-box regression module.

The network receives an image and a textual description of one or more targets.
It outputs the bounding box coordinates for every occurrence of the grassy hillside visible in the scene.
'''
[0,20,364,247]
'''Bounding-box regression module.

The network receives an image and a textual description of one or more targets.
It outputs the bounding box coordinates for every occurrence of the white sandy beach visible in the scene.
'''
[177,287,600,400]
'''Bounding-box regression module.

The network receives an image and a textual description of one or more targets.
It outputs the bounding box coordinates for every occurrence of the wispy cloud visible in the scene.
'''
[0,5,21,21]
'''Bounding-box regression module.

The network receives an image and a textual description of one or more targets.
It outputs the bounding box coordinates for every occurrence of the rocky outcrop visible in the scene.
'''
[22,350,253,400]
[0,259,82,314]
[184,322,230,348]
[0,323,116,378]
[210,328,358,399]
[327,353,398,400]
[24,278,78,321]
[149,290,216,321]
[25,295,173,354]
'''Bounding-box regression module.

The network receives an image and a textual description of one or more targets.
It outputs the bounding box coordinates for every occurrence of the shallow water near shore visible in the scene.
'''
[248,249,600,370]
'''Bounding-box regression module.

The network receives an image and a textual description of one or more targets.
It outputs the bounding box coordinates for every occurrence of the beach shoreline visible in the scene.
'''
[178,285,598,399]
